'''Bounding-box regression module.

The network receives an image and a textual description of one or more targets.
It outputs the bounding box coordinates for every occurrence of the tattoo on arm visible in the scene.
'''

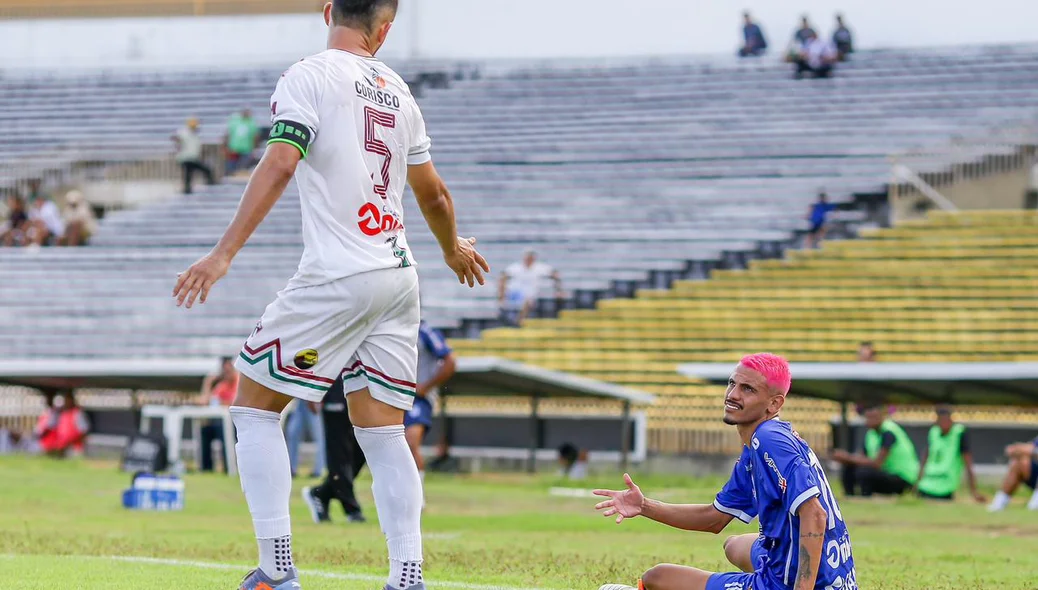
[796,542,812,583]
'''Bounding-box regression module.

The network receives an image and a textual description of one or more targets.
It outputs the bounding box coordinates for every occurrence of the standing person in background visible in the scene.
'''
[498,249,562,326]
[286,398,327,479]
[60,190,97,247]
[172,117,214,194]
[738,12,767,57]
[225,109,260,175]
[406,319,457,483]
[197,356,239,473]
[832,403,919,497]
[35,392,90,458]
[303,374,368,524]
[831,15,854,61]
[915,406,985,503]
[988,434,1038,512]
[804,192,836,248]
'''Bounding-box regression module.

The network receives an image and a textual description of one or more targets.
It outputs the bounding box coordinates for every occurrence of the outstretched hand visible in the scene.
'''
[593,473,645,524]
[173,251,231,308]
[444,236,490,287]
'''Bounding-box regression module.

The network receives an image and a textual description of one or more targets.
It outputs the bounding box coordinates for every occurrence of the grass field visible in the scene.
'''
[1,456,1037,589]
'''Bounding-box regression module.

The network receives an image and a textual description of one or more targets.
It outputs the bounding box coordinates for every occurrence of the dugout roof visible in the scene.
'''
[0,357,655,405]
[677,362,1038,406]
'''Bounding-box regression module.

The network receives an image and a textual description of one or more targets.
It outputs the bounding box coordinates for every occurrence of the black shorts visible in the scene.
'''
[809,221,825,234]
[1027,460,1038,489]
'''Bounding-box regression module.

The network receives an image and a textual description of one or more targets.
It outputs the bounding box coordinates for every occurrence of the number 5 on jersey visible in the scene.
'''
[364,106,396,198]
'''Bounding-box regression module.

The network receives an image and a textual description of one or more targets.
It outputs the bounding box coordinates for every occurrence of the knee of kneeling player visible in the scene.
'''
[641,564,668,589]
[722,535,739,558]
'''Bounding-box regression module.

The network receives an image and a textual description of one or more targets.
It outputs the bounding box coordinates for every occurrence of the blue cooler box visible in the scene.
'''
[122,474,185,511]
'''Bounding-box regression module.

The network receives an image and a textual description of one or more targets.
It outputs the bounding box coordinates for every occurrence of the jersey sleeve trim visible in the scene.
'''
[713,499,753,524]
[268,137,307,158]
[787,485,820,515]
[407,149,432,166]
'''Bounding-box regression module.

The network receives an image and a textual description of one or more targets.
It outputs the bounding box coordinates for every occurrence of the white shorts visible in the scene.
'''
[235,267,420,409]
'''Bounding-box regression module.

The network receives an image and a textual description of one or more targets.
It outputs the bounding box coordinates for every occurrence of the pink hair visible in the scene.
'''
[740,353,792,396]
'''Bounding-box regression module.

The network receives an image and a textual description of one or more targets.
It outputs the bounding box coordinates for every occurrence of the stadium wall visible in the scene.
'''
[2,0,1038,71]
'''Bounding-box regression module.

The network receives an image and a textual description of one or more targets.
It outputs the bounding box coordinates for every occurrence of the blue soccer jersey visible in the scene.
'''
[713,419,857,590]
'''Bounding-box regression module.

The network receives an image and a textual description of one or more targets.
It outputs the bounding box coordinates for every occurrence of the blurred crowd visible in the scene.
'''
[739,12,853,79]
[1,179,97,248]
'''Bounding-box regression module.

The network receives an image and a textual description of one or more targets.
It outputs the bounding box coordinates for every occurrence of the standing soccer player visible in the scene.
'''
[172,2,489,589]
[594,354,857,590]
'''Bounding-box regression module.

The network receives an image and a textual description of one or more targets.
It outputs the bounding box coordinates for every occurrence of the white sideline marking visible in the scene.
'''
[1,554,554,590]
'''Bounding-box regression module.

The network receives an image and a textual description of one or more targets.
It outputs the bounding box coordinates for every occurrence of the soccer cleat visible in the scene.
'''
[301,486,330,523]
[238,567,301,589]
[346,511,367,523]
[598,585,637,590]
[384,584,425,590]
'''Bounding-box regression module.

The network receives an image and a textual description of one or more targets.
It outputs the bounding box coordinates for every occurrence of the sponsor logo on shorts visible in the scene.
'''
[723,581,745,590]
[293,348,319,370]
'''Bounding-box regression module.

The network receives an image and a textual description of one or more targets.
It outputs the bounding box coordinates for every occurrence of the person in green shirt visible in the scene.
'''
[914,406,985,503]
[224,108,259,174]
[832,403,919,496]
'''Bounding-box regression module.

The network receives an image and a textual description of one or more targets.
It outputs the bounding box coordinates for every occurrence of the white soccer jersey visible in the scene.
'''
[268,49,432,287]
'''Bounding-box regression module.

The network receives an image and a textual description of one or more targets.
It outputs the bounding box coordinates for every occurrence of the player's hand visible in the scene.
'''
[973,492,988,504]
[444,236,490,288]
[593,473,644,524]
[831,449,851,462]
[173,251,232,308]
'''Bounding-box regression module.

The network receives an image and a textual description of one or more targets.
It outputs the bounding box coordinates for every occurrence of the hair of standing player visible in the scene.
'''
[739,353,792,396]
[331,0,399,30]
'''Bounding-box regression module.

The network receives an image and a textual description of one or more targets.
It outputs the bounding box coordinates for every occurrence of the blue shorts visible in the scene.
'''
[706,538,772,590]
[404,397,433,430]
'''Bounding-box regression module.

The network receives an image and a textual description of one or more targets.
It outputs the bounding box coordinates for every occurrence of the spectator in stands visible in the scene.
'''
[27,193,66,247]
[197,356,239,473]
[914,406,985,503]
[832,14,854,60]
[832,403,920,497]
[1,194,29,247]
[793,15,817,46]
[224,108,260,175]
[857,341,876,362]
[287,399,326,479]
[792,31,838,79]
[172,117,214,195]
[499,249,562,326]
[738,12,768,57]
[35,392,90,458]
[805,192,836,248]
[59,190,97,247]
[988,434,1038,511]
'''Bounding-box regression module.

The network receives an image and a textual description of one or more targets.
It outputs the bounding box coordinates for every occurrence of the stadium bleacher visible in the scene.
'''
[3,46,1038,454]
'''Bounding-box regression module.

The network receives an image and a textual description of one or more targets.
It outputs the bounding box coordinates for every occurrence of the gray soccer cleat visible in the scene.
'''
[384,585,426,590]
[598,585,637,590]
[238,567,301,589]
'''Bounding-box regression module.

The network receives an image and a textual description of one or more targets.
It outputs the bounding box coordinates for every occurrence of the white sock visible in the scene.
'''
[988,491,1011,512]
[1028,488,1038,511]
[354,425,424,589]
[231,406,294,580]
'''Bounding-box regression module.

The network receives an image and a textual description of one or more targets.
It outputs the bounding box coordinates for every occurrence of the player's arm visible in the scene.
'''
[407,162,489,287]
[172,143,300,308]
[913,447,928,493]
[641,499,735,534]
[793,497,828,590]
[1005,442,1037,458]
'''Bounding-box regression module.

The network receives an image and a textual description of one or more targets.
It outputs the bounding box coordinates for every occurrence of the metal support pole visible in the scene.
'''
[620,400,632,472]
[527,394,540,474]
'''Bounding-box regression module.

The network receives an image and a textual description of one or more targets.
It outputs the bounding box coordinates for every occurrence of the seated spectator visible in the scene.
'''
[793,32,838,79]
[832,14,854,60]
[27,194,66,247]
[737,11,767,57]
[857,341,876,363]
[988,434,1038,512]
[1,194,29,247]
[915,406,985,503]
[224,108,260,175]
[35,392,90,457]
[197,356,239,473]
[60,190,97,247]
[793,15,816,46]
[557,443,589,480]
[498,249,562,326]
[805,191,836,248]
[832,403,920,497]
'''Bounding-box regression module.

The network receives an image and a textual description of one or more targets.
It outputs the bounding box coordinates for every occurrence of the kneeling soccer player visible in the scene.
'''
[595,354,857,590]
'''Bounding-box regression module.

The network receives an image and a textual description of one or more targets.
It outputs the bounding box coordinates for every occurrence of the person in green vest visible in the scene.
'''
[914,406,985,503]
[224,108,259,174]
[832,403,919,496]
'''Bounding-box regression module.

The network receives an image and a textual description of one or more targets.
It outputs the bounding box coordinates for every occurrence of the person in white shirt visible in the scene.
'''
[28,195,65,246]
[172,1,488,588]
[498,249,562,325]
[171,117,214,194]
[60,190,97,246]
[793,32,837,79]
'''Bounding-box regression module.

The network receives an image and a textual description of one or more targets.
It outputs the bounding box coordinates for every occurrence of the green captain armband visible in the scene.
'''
[268,120,313,157]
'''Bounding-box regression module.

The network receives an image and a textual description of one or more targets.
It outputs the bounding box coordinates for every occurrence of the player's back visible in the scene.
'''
[270,50,432,288]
